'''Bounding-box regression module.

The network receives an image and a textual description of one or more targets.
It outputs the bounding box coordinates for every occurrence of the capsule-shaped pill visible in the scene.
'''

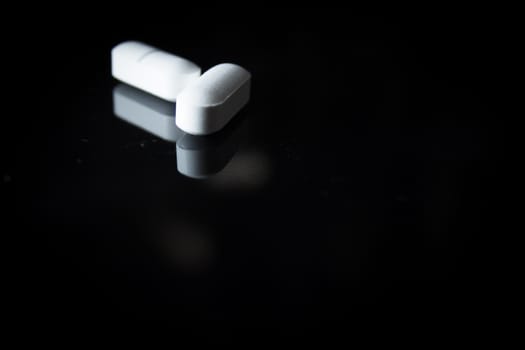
[111,41,201,102]
[176,63,251,135]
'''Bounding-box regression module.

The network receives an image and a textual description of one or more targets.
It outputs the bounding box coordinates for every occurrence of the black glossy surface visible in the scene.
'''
[6,10,502,342]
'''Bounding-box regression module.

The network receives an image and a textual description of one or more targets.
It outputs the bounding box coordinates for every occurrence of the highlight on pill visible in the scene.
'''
[111,41,201,102]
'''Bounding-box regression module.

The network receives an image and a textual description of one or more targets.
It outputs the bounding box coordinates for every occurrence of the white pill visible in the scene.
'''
[111,41,201,102]
[176,63,251,135]
[113,84,183,142]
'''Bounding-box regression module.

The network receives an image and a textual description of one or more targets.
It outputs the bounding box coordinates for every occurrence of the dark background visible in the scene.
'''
[4,7,509,344]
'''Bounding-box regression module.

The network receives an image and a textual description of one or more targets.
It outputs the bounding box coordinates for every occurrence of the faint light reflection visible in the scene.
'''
[157,220,214,272]
[206,150,271,191]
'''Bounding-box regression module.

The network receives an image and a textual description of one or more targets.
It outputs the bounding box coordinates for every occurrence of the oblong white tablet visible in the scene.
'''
[176,63,251,135]
[111,41,201,102]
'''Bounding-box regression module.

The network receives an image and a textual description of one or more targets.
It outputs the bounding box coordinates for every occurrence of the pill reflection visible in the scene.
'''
[175,122,242,179]
[112,83,270,185]
[112,83,240,178]
[113,83,182,142]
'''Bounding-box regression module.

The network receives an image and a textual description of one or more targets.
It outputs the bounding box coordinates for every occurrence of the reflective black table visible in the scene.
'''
[5,10,500,343]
